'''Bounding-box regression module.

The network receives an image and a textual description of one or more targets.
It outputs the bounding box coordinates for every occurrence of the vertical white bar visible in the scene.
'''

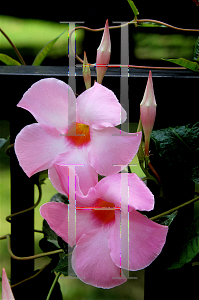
[112,21,137,279]
[65,164,84,277]
[60,21,84,136]
[67,166,77,277]
[120,22,129,133]
[68,22,76,94]
[120,172,129,278]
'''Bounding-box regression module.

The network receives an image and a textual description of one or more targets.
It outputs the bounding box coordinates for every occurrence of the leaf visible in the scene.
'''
[53,254,69,276]
[0,53,21,65]
[0,136,9,149]
[127,0,139,17]
[50,193,69,205]
[129,154,145,178]
[168,215,199,269]
[154,211,178,226]
[162,58,199,72]
[137,22,167,28]
[194,36,199,61]
[151,123,199,184]
[32,29,66,66]
[42,219,60,249]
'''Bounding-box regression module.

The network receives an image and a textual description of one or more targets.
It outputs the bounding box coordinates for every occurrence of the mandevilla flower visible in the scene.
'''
[15,78,141,195]
[40,167,168,289]
[140,71,157,156]
[96,19,111,84]
[2,268,15,300]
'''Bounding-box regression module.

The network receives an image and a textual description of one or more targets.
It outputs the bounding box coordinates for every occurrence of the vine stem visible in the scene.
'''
[0,234,63,260]
[0,28,26,65]
[46,272,61,300]
[150,195,199,221]
[6,182,42,223]
[70,19,199,69]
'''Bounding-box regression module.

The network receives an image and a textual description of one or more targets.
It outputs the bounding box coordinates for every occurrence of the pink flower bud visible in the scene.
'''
[96,19,111,84]
[2,268,15,300]
[83,51,91,89]
[140,71,157,156]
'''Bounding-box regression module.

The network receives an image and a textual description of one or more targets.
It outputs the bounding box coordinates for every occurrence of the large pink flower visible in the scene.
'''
[40,167,168,288]
[15,78,141,195]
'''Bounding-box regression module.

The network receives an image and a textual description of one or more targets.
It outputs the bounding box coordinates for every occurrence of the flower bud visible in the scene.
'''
[140,71,157,156]
[83,51,91,89]
[96,19,111,84]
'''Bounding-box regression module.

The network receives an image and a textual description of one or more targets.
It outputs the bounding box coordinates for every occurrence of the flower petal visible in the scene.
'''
[40,201,102,246]
[2,268,15,300]
[52,148,98,196]
[72,226,127,288]
[95,173,154,212]
[14,123,68,177]
[88,127,142,175]
[17,78,76,133]
[109,209,168,271]
[76,82,126,129]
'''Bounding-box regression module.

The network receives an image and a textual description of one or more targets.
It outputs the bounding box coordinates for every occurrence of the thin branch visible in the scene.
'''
[70,19,199,70]
[150,195,199,221]
[137,19,199,33]
[46,272,61,300]
[11,264,48,288]
[6,182,42,223]
[6,234,63,260]
[0,28,26,65]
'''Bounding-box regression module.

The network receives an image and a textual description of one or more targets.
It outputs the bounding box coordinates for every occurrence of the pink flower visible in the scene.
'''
[140,71,157,156]
[2,268,15,300]
[40,168,168,288]
[96,19,111,84]
[15,78,141,195]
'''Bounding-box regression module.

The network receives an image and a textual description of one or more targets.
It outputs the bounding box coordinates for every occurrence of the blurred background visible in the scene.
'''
[1,1,199,299]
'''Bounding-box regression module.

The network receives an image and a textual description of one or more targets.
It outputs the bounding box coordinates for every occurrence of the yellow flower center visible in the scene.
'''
[67,122,91,147]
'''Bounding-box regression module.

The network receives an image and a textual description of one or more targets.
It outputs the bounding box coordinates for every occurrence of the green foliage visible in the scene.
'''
[126,0,139,18]
[0,53,21,65]
[154,211,178,226]
[162,58,199,72]
[32,30,66,66]
[163,37,199,71]
[49,193,69,205]
[137,22,167,28]
[0,136,9,149]
[53,254,69,276]
[194,36,199,61]
[168,215,199,269]
[151,123,199,184]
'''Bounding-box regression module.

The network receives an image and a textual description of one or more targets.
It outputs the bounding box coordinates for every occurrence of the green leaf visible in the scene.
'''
[50,193,69,205]
[168,215,199,269]
[32,29,66,66]
[137,22,167,28]
[53,254,69,276]
[194,36,199,61]
[162,58,199,72]
[154,211,178,226]
[42,219,60,249]
[127,0,139,17]
[0,136,9,149]
[151,123,199,184]
[129,154,145,178]
[0,53,21,65]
